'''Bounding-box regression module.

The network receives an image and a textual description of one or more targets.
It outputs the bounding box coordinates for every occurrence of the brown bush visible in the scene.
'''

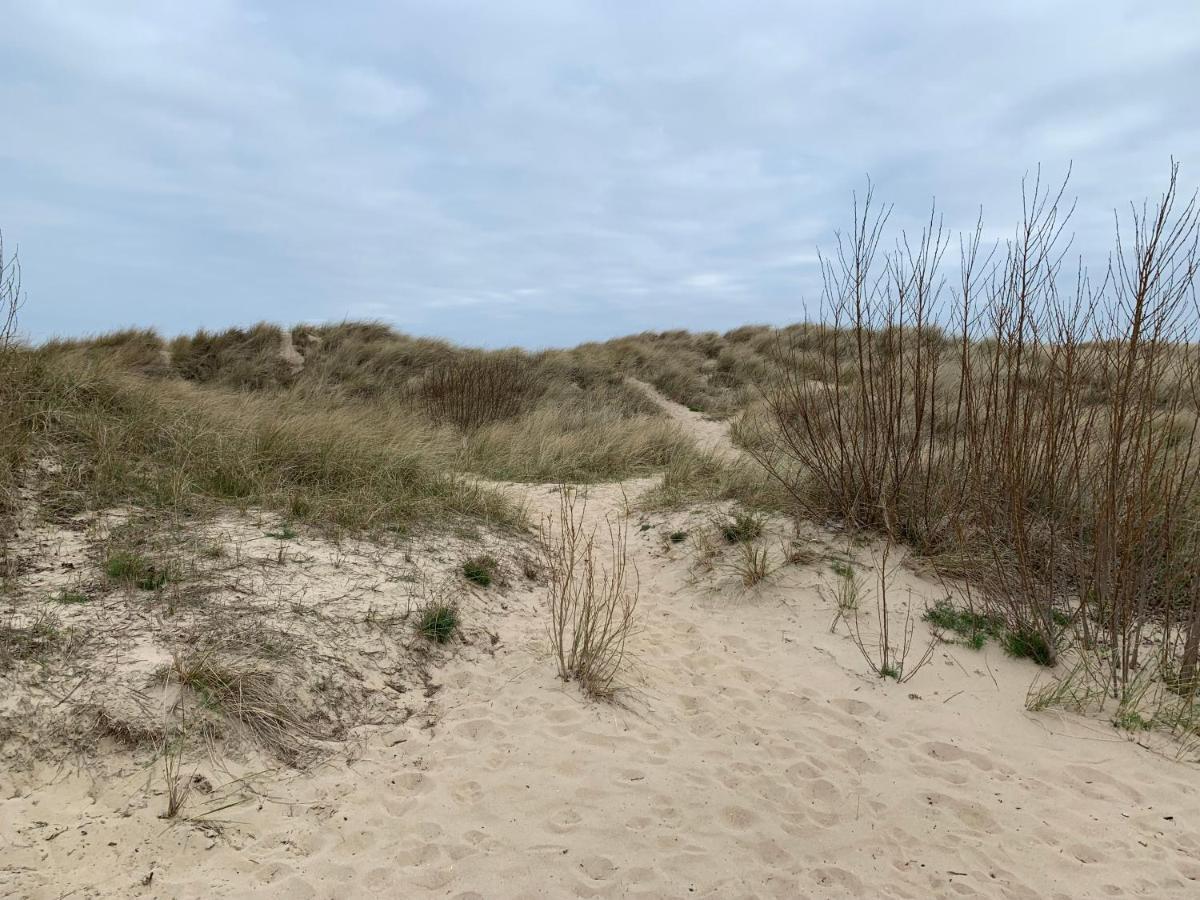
[750,166,1200,687]
[418,352,541,430]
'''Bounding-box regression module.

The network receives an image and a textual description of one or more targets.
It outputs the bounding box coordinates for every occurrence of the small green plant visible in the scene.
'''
[721,511,763,544]
[829,559,855,579]
[265,524,298,540]
[733,542,771,587]
[880,665,900,680]
[51,590,89,605]
[922,599,1004,649]
[1112,710,1154,732]
[417,602,459,643]
[105,551,169,590]
[669,530,688,543]
[824,563,864,632]
[1003,629,1055,666]
[462,554,498,587]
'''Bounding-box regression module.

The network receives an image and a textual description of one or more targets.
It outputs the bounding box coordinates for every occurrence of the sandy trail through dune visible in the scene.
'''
[3,390,1199,898]
[626,378,740,458]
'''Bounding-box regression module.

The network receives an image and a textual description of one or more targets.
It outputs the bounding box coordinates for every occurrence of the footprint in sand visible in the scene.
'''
[452,780,484,804]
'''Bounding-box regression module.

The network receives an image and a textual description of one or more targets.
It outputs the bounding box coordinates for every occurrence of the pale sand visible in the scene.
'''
[3,397,1199,898]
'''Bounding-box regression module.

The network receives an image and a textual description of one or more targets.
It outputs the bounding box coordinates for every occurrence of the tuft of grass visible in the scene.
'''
[51,590,90,605]
[721,511,764,544]
[417,602,459,643]
[167,649,320,764]
[1112,710,1154,732]
[265,524,298,540]
[823,562,864,633]
[732,541,772,587]
[1003,629,1056,667]
[462,554,498,587]
[785,541,819,566]
[829,559,855,579]
[923,599,1004,649]
[0,612,65,670]
[642,448,786,512]
[105,551,169,590]
[668,530,688,543]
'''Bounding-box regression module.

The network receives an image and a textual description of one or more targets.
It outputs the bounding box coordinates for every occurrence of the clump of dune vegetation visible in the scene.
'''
[541,488,640,700]
[748,165,1200,713]
[3,165,1200,757]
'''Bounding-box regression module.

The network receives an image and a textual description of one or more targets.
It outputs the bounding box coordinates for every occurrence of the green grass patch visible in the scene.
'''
[105,551,170,591]
[265,524,299,540]
[417,603,459,643]
[1002,629,1055,666]
[922,599,1004,648]
[829,559,855,579]
[721,511,764,544]
[1112,710,1154,732]
[462,555,498,587]
[51,591,90,605]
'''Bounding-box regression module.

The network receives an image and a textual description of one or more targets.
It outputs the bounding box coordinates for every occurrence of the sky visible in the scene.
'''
[2,1,1198,348]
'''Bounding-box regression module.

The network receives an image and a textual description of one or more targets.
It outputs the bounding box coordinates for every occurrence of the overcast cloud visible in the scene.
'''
[2,1,1198,347]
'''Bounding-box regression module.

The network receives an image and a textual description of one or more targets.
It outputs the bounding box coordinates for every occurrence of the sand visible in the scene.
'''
[2,394,1199,898]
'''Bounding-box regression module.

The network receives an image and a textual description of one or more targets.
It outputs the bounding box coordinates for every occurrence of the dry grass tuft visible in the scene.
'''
[166,648,322,765]
[541,488,639,700]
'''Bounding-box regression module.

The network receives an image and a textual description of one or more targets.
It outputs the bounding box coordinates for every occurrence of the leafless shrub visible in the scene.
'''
[419,352,541,430]
[841,543,937,682]
[540,488,639,699]
[0,230,19,352]
[750,164,1200,699]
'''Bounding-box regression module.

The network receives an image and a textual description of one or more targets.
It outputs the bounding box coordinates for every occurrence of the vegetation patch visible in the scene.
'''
[1003,629,1056,667]
[50,590,90,605]
[721,511,764,544]
[462,554,498,587]
[0,612,66,671]
[417,602,460,643]
[923,599,1005,649]
[105,551,170,590]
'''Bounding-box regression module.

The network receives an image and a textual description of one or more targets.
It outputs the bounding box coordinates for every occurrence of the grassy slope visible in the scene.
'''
[3,321,792,537]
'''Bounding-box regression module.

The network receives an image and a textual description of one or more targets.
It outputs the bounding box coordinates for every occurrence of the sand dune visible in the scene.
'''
[2,395,1198,899]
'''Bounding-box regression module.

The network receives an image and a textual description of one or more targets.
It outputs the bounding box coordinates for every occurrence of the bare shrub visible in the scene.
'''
[419,352,540,430]
[0,229,26,525]
[0,230,19,352]
[540,488,639,699]
[750,165,1200,698]
[841,543,937,682]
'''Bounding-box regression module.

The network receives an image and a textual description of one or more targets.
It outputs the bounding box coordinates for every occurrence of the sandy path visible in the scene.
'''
[3,391,1200,897]
[626,378,740,458]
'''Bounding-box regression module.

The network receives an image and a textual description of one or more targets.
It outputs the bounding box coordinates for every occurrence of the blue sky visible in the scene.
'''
[3,1,1198,347]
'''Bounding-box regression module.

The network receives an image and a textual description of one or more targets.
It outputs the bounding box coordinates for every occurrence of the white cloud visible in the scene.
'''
[337,69,429,122]
[0,1,1197,346]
